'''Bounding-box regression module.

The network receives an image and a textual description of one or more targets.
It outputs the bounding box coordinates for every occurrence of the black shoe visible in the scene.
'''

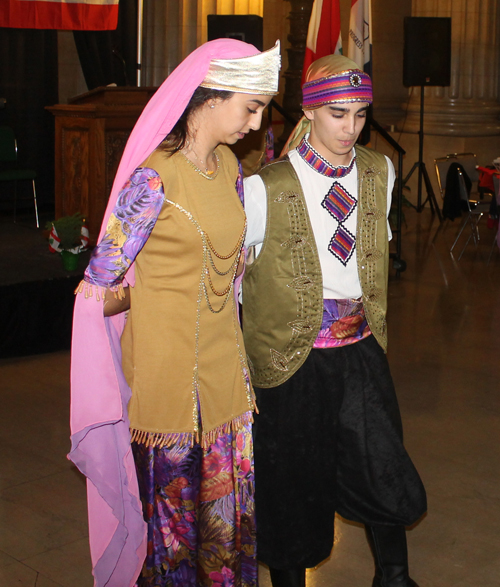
[269,567,306,587]
[367,525,420,587]
[372,579,418,587]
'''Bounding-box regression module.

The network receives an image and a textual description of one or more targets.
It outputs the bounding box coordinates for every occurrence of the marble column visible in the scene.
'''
[141,0,181,86]
[277,0,314,151]
[141,0,209,86]
[401,0,500,136]
[141,0,266,87]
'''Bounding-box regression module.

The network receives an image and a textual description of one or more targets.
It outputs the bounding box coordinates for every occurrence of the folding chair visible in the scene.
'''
[449,168,490,259]
[0,126,39,227]
[488,175,500,263]
[435,153,491,259]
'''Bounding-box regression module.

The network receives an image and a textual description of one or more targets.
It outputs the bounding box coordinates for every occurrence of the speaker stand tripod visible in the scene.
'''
[403,86,442,221]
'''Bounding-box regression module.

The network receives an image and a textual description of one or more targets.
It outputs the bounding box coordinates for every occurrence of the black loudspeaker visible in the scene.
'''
[207,15,263,51]
[403,17,451,87]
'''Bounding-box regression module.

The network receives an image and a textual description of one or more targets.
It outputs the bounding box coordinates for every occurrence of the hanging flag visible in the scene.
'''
[348,0,372,143]
[0,0,119,31]
[302,0,343,85]
[348,0,372,77]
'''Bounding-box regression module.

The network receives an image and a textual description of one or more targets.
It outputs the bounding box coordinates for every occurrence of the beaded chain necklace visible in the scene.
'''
[164,198,246,314]
[181,150,220,180]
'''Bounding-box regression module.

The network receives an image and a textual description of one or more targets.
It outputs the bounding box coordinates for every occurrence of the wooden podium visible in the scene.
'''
[47,86,156,243]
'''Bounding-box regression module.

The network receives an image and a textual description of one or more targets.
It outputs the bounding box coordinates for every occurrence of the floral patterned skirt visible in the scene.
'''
[132,417,258,587]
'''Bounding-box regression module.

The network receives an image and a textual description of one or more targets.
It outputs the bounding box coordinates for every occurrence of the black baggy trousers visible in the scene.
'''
[252,335,427,569]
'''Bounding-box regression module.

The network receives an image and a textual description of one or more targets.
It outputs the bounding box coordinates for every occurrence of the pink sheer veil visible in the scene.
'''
[99,38,261,249]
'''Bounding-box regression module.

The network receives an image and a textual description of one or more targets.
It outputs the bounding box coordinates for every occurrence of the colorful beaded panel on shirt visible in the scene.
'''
[329,225,356,265]
[322,182,356,222]
[314,298,371,348]
[302,70,373,110]
[296,137,358,266]
[297,137,355,178]
[322,182,357,265]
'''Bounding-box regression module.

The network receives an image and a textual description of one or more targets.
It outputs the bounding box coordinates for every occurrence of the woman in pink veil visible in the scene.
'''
[70,38,280,587]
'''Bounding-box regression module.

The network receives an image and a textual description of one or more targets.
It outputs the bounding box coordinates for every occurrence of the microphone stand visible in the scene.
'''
[403,86,442,221]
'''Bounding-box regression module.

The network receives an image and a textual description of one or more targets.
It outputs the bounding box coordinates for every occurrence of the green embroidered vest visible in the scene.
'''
[242,145,389,388]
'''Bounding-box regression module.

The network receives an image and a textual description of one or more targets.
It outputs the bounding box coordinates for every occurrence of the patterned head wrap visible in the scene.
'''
[302,54,372,109]
[282,54,372,154]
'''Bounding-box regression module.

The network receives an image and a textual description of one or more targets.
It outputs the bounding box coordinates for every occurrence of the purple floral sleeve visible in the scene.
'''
[236,161,244,205]
[84,168,165,288]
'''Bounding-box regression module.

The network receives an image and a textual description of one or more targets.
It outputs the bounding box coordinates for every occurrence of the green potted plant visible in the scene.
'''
[46,213,89,271]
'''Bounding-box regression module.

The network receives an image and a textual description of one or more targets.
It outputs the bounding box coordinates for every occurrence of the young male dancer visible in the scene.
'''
[242,55,427,587]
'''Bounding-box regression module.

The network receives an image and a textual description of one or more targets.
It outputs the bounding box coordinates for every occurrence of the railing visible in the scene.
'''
[369,116,406,275]
[269,98,298,126]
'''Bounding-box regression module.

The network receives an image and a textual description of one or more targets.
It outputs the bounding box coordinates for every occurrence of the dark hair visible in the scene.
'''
[158,87,234,154]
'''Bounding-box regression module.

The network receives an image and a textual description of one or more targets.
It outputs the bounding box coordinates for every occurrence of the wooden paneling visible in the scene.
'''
[47,86,156,243]
[61,126,90,218]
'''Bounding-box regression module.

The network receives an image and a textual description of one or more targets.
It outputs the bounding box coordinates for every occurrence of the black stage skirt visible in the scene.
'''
[252,335,427,569]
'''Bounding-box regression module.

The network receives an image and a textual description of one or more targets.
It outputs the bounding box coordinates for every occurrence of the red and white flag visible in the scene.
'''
[302,0,343,85]
[0,0,119,31]
[48,224,89,254]
[348,0,372,76]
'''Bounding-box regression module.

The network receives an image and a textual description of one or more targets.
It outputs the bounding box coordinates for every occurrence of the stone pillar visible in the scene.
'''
[402,0,500,136]
[277,0,314,151]
[141,0,203,87]
[141,0,179,86]
[141,1,267,87]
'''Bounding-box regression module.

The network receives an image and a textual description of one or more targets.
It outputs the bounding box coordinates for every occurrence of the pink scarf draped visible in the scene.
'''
[69,39,260,587]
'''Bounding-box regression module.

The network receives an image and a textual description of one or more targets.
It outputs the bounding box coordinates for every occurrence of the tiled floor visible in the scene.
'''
[1,207,499,587]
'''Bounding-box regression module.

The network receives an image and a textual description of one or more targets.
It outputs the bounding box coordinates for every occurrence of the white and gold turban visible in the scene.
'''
[200,40,281,96]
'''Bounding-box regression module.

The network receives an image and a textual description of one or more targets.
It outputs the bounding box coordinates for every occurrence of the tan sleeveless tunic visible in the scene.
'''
[121,146,253,448]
